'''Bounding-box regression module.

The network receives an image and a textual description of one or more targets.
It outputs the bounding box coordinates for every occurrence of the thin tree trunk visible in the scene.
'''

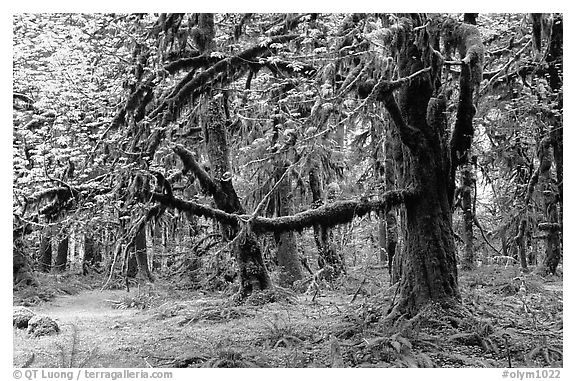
[38,234,52,272]
[134,226,154,282]
[275,161,303,287]
[126,248,138,278]
[515,219,529,271]
[309,164,344,279]
[460,164,475,270]
[536,138,561,275]
[83,234,95,265]
[54,237,69,273]
[384,126,398,275]
[530,13,543,55]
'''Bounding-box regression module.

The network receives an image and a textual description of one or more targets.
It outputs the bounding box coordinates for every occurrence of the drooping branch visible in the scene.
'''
[151,188,414,235]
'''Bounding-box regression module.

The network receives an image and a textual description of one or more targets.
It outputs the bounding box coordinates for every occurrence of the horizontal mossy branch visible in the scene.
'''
[538,222,562,232]
[27,184,112,205]
[152,188,414,234]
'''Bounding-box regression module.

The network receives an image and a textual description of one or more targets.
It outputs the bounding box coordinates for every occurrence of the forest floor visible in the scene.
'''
[13,264,563,368]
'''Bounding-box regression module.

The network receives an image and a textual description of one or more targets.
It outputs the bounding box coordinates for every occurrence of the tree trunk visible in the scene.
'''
[384,126,398,275]
[463,13,478,25]
[83,234,95,265]
[38,234,52,272]
[380,20,480,316]
[309,164,344,279]
[530,13,543,55]
[54,236,68,273]
[126,226,153,281]
[14,238,37,287]
[390,154,460,317]
[460,164,475,270]
[203,97,271,297]
[135,226,154,281]
[536,139,561,276]
[515,219,529,271]
[275,162,303,287]
[126,249,138,278]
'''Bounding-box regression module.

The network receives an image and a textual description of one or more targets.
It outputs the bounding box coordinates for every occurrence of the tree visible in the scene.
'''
[54,236,69,273]
[13,13,561,319]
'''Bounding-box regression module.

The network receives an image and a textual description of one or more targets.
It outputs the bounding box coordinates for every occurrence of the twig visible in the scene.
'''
[350,277,367,303]
[473,216,502,256]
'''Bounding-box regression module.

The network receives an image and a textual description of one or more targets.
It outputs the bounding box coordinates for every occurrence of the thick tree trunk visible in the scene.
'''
[390,156,460,317]
[380,20,480,316]
[460,164,475,270]
[38,234,52,272]
[54,237,68,273]
[275,162,303,287]
[309,165,344,279]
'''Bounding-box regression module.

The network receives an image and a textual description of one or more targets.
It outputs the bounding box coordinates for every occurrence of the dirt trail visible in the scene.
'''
[14,288,156,368]
[33,289,138,321]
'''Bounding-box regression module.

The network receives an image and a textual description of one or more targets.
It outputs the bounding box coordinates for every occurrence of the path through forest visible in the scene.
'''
[13,266,563,368]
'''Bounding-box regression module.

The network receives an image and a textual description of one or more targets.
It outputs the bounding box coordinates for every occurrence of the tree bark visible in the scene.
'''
[201,97,271,297]
[530,14,543,55]
[275,162,303,287]
[54,236,69,273]
[463,13,478,25]
[126,248,138,278]
[384,126,399,275]
[14,238,37,287]
[309,164,344,279]
[515,219,529,271]
[83,234,95,265]
[38,233,52,272]
[379,18,482,317]
[134,226,154,281]
[536,139,561,276]
[460,164,475,270]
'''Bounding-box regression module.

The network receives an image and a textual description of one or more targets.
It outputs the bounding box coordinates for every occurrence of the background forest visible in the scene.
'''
[13,13,563,369]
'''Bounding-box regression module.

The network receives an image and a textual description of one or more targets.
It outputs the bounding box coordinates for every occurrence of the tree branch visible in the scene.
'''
[450,62,475,168]
[152,188,414,234]
[172,144,218,195]
[149,34,300,120]
[382,93,422,153]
